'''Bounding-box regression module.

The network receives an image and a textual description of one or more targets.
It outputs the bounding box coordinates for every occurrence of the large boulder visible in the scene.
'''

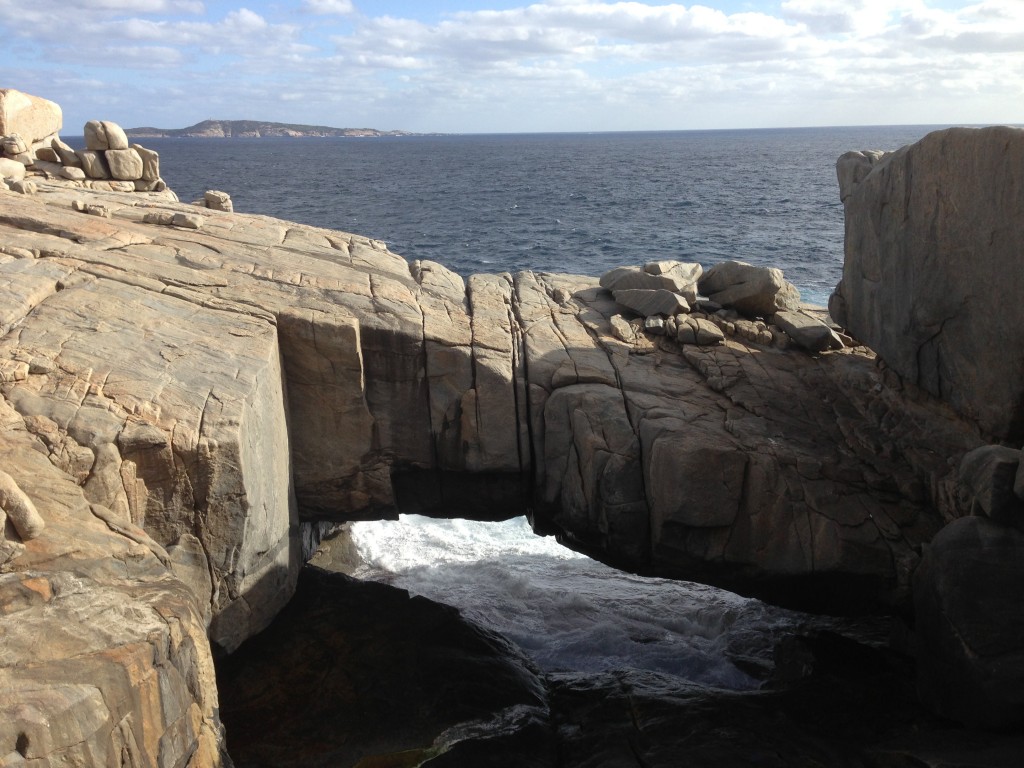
[0,157,26,182]
[601,261,702,303]
[83,119,130,151]
[698,260,800,318]
[612,288,689,317]
[831,126,1024,441]
[0,88,62,143]
[773,310,844,353]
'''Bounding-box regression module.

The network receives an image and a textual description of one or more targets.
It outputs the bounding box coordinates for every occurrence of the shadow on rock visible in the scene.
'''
[216,565,555,767]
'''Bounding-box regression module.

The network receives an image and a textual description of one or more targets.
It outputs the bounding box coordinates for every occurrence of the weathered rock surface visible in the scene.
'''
[831,126,1024,441]
[0,399,226,766]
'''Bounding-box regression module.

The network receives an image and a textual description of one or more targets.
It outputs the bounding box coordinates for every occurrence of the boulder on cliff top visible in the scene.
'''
[831,126,1024,441]
[773,310,844,353]
[698,260,801,318]
[84,119,129,151]
[600,261,702,302]
[0,88,62,143]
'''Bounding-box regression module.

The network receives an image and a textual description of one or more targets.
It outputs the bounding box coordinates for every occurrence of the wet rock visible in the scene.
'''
[914,516,1024,730]
[218,566,555,768]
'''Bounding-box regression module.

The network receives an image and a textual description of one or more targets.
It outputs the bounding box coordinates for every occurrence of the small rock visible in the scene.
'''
[143,212,176,226]
[959,445,1024,526]
[601,262,701,301]
[85,204,112,219]
[10,179,35,195]
[676,315,725,346]
[774,310,845,353]
[612,288,689,317]
[61,166,87,181]
[644,315,667,335]
[31,158,65,177]
[610,314,637,343]
[84,119,129,151]
[2,132,28,156]
[172,212,204,230]
[35,146,60,163]
[204,190,234,212]
[132,144,160,180]
[699,260,801,318]
[51,137,82,167]
[0,156,26,182]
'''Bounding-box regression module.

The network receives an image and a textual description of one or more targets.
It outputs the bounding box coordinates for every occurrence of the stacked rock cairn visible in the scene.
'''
[1,118,168,195]
[600,259,848,354]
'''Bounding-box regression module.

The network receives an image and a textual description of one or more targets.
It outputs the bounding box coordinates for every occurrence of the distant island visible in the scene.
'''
[125,119,414,138]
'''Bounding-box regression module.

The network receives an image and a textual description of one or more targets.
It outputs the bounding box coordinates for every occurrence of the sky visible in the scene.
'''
[1,0,1022,134]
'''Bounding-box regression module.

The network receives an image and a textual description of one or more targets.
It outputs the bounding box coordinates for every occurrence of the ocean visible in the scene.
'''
[141,126,937,306]
[137,126,936,688]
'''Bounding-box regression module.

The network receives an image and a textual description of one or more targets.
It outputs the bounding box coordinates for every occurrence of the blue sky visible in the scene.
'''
[1,0,1021,133]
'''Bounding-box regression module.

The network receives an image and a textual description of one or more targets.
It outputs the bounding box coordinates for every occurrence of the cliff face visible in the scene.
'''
[3,114,1024,762]
[832,127,1024,442]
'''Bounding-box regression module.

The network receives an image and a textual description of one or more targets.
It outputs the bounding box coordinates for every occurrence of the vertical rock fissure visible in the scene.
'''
[503,274,532,505]
[510,277,539,516]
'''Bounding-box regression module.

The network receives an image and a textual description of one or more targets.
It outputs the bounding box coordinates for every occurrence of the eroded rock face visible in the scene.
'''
[0,401,226,767]
[831,126,1024,442]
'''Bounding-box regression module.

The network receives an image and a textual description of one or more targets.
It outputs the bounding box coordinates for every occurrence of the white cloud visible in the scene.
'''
[302,0,354,14]
[1,0,1020,132]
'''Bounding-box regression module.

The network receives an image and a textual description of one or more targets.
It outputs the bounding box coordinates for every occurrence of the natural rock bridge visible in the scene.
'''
[2,109,1023,764]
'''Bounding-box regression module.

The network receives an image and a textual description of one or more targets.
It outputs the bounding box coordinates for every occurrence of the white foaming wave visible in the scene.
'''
[350,514,585,573]
[350,515,801,690]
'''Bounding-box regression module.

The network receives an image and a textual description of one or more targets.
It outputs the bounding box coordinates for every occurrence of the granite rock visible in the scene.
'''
[698,260,801,318]
[831,126,1024,441]
[0,89,62,143]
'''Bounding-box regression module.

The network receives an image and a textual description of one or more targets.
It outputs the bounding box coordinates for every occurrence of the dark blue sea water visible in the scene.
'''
[133,126,939,306]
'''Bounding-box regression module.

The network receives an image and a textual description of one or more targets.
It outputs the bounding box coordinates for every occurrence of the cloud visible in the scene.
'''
[302,0,354,14]
[1,0,1020,133]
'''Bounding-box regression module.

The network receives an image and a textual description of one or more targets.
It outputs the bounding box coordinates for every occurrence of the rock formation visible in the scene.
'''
[831,126,1024,442]
[830,125,1024,735]
[2,95,1023,762]
[1,91,169,193]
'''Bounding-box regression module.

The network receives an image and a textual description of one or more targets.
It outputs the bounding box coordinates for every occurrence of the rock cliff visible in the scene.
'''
[3,98,1024,762]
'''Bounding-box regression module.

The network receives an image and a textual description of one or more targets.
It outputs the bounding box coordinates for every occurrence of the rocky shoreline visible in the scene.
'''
[2,88,1024,765]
